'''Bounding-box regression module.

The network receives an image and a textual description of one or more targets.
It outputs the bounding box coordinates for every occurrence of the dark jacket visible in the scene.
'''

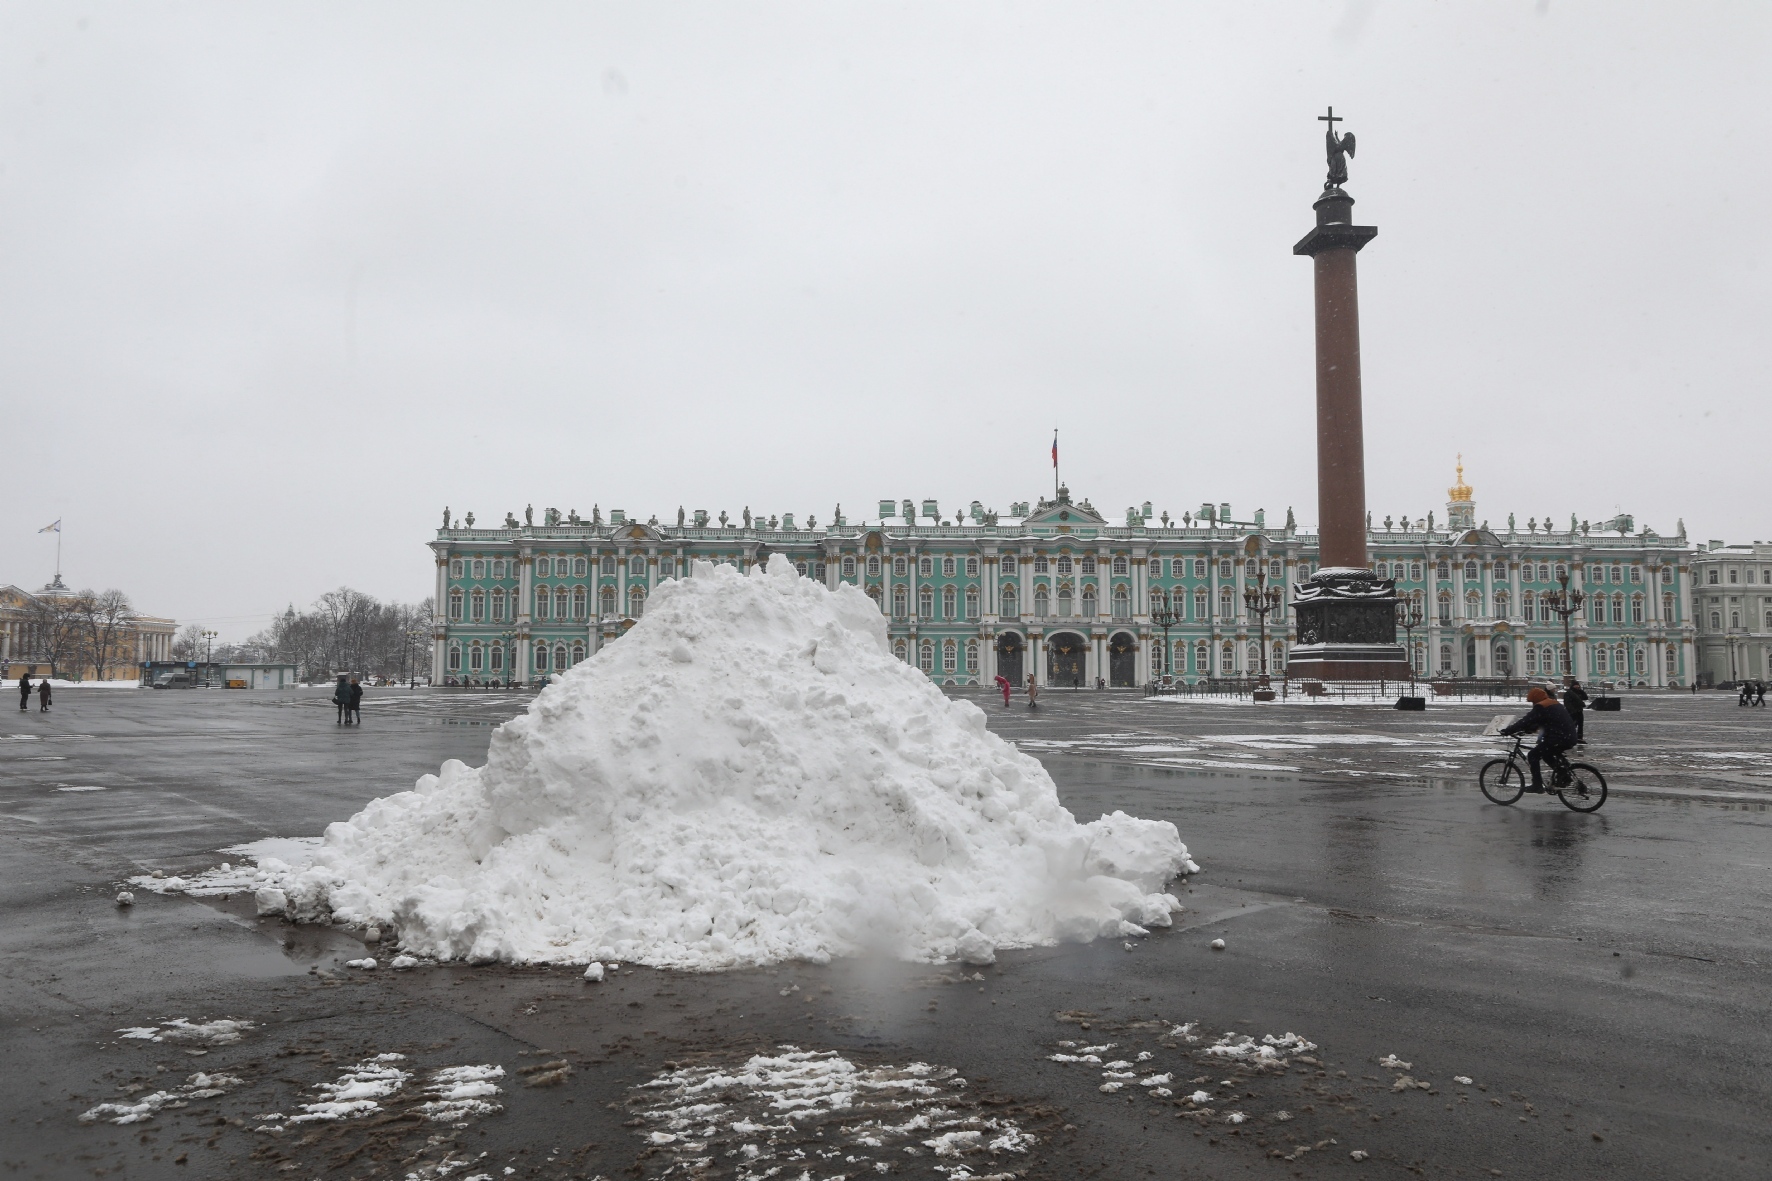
[38,681,52,703]
[1564,684,1589,714]
[332,678,350,705]
[1502,701,1578,747]
[348,683,363,708]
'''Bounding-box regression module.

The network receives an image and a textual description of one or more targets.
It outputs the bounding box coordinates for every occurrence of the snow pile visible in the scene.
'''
[179,557,1193,968]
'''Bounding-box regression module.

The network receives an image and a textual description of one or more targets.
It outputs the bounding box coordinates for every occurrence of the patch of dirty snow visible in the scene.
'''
[116,1018,255,1046]
[629,1045,1034,1177]
[80,1072,244,1125]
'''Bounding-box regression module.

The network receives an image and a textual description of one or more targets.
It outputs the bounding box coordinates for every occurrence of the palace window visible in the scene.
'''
[966,640,979,671]
[448,589,464,621]
[965,557,978,576]
[1631,596,1643,624]
[491,588,506,622]
[571,557,586,577]
[450,559,463,579]
[1437,591,1452,624]
[1033,587,1050,617]
[1082,588,1097,617]
[965,588,979,620]
[865,555,879,578]
[1216,559,1229,579]
[1270,560,1283,580]
[1526,646,1538,675]
[537,557,551,577]
[842,556,857,578]
[1493,590,1509,618]
[1057,588,1073,617]
[945,556,959,576]
[942,586,957,618]
[1194,559,1207,578]
[471,560,484,579]
[1523,591,1535,620]
[894,557,908,576]
[1629,566,1642,583]
[661,557,677,578]
[1112,556,1129,576]
[1464,561,1479,581]
[919,641,934,673]
[447,645,461,671]
[1002,555,1017,575]
[893,586,908,619]
[1439,643,1453,672]
[867,585,883,612]
[555,644,568,671]
[1223,642,1235,671]
[534,644,549,672]
[795,562,808,578]
[894,638,907,663]
[919,587,934,617]
[1114,588,1132,621]
[1589,600,1604,624]
[470,589,484,622]
[627,555,644,577]
[1667,647,1678,676]
[1730,610,1741,629]
[920,557,934,577]
[1466,591,1482,618]
[1194,643,1208,673]
[1194,588,1208,619]
[469,645,482,671]
[1708,569,1719,585]
[1001,586,1018,618]
[1608,565,1620,582]
[1082,557,1097,575]
[942,641,957,673]
[1055,556,1072,575]
[629,586,646,617]
[573,586,588,620]
[1657,566,1671,584]
[573,643,585,666]
[814,562,826,580]
[1437,561,1451,580]
[1611,595,1624,623]
[600,587,616,616]
[1663,594,1675,622]
[1034,557,1049,574]
[1591,566,1605,584]
[490,645,504,672]
[1220,587,1234,618]
[1710,611,1722,629]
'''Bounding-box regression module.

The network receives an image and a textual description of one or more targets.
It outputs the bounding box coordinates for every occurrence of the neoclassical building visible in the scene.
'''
[429,467,1698,689]
[1690,539,1772,685]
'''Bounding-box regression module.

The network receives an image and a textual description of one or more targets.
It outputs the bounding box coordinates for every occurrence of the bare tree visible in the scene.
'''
[19,593,84,679]
[70,589,135,683]
[241,590,433,682]
[171,623,206,661]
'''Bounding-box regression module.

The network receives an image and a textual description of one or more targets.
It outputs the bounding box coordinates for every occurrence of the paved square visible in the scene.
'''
[2,687,1767,1179]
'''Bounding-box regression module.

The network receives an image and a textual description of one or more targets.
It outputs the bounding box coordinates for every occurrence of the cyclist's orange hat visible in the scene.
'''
[1526,686,1552,704]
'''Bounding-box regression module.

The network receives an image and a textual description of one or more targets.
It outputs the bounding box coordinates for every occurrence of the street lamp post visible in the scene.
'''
[1242,567,1285,686]
[1543,570,1587,684]
[201,629,217,686]
[1150,590,1181,686]
[1395,596,1424,694]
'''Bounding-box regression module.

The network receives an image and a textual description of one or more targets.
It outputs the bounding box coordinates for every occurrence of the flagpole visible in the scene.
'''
[1053,429,1059,498]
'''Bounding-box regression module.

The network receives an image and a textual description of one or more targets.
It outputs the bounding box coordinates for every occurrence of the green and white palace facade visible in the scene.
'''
[430,471,1700,689]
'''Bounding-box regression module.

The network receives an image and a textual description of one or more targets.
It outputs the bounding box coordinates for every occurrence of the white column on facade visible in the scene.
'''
[908,543,920,624]
[617,546,628,618]
[1453,556,1466,622]
[1133,554,1147,622]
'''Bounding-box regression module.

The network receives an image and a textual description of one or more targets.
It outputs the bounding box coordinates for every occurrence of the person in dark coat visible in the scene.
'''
[332,675,350,724]
[18,674,30,711]
[1501,686,1580,793]
[1739,682,1752,707]
[1756,681,1767,708]
[1563,679,1590,743]
[37,679,52,713]
[348,677,364,725]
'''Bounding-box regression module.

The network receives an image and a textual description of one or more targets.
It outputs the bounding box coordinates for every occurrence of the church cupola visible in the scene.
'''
[1446,455,1476,530]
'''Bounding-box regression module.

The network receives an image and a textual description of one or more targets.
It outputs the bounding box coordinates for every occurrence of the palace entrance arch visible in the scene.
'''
[1047,631,1087,687]
[995,632,1025,686]
[1109,631,1138,688]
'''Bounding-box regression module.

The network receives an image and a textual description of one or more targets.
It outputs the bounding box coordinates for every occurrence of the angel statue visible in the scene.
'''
[1321,107,1355,189]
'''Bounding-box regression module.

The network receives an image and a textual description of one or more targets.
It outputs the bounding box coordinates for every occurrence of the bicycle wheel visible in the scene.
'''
[1480,758,1526,805]
[1557,764,1607,812]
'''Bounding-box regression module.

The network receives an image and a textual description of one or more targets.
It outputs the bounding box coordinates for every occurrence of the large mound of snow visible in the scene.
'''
[232,557,1195,968]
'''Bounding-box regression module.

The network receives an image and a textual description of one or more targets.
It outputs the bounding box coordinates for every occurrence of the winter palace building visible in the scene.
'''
[429,466,1700,689]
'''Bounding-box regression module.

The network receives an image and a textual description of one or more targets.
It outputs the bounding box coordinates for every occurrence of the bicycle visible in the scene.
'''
[1479,735,1607,812]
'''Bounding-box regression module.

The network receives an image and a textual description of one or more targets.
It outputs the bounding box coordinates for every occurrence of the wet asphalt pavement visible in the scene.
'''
[2,686,1768,1180]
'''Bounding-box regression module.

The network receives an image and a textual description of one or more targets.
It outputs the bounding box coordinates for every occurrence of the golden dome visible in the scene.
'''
[1448,454,1473,503]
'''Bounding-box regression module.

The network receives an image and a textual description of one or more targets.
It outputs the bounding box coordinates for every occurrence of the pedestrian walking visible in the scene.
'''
[37,679,51,713]
[1756,681,1767,707]
[1740,682,1753,707]
[332,674,351,724]
[994,674,1012,707]
[1563,679,1589,744]
[1025,673,1039,709]
[348,677,364,725]
[18,673,30,711]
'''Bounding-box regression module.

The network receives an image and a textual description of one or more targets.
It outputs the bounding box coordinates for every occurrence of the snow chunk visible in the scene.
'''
[214,558,1192,969]
[583,962,605,982]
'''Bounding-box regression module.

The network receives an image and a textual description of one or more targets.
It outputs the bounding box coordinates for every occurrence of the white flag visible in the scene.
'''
[38,519,60,533]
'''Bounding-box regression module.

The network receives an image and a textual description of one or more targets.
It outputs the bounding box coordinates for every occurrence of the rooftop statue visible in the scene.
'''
[525,504,533,526]
[442,505,450,528]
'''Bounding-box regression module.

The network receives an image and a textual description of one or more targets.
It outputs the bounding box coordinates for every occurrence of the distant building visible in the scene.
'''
[426,465,1699,689]
[1690,540,1772,685]
[0,578,176,681]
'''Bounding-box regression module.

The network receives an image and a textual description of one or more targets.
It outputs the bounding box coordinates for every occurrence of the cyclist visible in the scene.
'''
[1500,686,1579,794]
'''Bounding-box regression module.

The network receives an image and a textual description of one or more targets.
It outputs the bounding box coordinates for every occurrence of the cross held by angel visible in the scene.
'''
[1320,106,1356,189]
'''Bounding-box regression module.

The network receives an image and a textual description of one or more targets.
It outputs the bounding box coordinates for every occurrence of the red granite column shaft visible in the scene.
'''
[1313,246,1367,570]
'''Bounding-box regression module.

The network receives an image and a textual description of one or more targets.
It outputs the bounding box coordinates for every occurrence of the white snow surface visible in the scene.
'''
[199,558,1191,969]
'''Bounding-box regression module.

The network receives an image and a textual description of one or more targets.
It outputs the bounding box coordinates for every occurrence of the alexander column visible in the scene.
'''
[1287,108,1410,681]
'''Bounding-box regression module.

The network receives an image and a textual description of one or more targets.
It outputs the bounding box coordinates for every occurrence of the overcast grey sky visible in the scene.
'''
[2,2,1767,638]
